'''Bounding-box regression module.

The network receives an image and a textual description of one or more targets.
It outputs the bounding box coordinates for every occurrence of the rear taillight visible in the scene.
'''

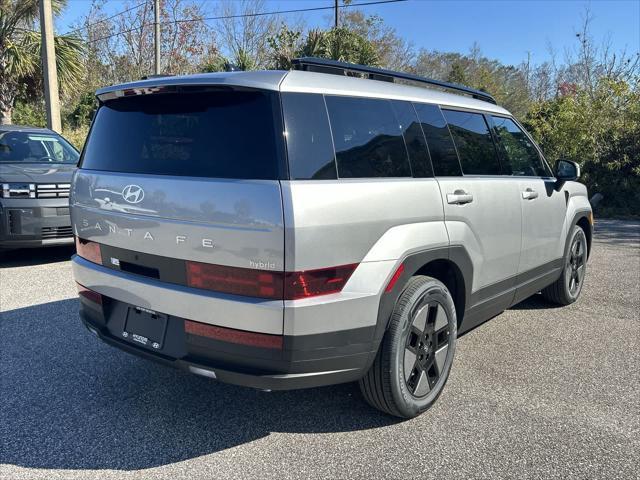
[284,264,358,300]
[76,282,103,305]
[75,237,102,264]
[186,262,283,299]
[185,261,358,300]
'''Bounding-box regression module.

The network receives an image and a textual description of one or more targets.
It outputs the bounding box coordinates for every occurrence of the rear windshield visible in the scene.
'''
[81,90,283,179]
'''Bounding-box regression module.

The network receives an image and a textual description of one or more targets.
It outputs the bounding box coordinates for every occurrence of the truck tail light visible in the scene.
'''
[75,237,102,265]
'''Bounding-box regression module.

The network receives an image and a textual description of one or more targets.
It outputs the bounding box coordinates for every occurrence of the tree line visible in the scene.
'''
[1,0,638,215]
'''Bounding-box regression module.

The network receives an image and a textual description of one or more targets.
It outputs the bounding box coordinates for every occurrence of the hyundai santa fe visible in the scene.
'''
[71,58,592,418]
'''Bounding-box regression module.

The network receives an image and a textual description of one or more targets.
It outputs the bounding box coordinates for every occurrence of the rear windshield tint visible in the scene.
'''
[81,90,283,179]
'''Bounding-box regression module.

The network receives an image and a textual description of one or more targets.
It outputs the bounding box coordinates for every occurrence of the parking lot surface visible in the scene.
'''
[1,219,638,480]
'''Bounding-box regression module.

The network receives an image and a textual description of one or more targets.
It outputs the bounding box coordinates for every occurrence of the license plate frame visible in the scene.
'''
[122,306,168,351]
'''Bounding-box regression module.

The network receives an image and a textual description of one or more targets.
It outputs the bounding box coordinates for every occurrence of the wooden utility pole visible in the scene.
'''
[154,0,161,74]
[39,0,61,132]
[334,0,339,28]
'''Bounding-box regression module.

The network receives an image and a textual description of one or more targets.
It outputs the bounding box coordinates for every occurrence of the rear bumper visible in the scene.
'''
[82,314,368,390]
[0,199,72,247]
[80,302,374,390]
[74,255,378,390]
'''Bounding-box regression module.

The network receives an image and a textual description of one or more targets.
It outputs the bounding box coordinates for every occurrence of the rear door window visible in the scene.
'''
[412,103,461,176]
[390,100,432,177]
[324,96,412,178]
[81,90,284,179]
[442,110,501,175]
[491,116,548,177]
[282,93,337,179]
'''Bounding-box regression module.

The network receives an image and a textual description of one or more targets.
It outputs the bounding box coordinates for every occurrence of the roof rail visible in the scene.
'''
[140,73,174,80]
[291,57,497,105]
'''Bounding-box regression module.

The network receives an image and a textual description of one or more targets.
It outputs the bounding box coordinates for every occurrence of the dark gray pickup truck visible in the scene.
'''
[0,125,79,248]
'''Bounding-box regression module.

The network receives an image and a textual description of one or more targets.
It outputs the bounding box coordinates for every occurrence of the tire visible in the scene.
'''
[542,225,588,305]
[359,275,457,418]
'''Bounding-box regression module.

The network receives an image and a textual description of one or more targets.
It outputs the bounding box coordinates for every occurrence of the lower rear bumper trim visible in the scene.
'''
[82,315,368,390]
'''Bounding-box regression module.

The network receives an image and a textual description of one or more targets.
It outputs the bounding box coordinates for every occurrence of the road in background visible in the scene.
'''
[1,220,638,479]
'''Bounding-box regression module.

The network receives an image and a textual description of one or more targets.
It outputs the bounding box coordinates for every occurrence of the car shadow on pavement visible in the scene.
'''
[508,293,563,311]
[0,245,75,268]
[0,298,399,471]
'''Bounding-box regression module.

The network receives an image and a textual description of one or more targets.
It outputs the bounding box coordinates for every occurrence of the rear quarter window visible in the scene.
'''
[281,93,337,180]
[81,90,284,179]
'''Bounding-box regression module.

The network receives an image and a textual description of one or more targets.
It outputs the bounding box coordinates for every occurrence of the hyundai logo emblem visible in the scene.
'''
[122,184,145,204]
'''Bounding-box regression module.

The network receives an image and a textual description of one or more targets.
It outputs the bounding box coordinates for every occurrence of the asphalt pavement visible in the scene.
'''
[1,219,638,479]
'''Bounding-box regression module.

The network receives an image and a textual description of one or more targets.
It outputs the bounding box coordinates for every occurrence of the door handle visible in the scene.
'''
[522,188,539,200]
[447,189,474,205]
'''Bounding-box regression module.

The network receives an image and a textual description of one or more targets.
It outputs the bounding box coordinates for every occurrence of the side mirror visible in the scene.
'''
[555,160,580,182]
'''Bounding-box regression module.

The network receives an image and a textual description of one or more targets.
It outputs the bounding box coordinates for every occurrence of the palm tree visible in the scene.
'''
[300,28,380,67]
[0,0,84,125]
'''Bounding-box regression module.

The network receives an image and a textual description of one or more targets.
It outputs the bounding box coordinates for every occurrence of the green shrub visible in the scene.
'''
[525,79,640,217]
[61,125,90,151]
[12,101,46,127]
[66,92,98,128]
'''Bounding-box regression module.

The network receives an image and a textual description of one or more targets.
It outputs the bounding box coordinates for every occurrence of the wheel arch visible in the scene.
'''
[576,215,592,258]
[566,210,593,260]
[414,258,467,329]
[373,246,473,348]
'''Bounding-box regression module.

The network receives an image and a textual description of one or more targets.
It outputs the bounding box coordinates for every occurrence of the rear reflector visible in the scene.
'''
[75,237,102,265]
[76,282,103,305]
[184,320,283,349]
[186,261,358,300]
[385,263,405,293]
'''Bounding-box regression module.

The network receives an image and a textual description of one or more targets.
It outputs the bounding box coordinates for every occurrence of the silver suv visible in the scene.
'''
[71,58,592,418]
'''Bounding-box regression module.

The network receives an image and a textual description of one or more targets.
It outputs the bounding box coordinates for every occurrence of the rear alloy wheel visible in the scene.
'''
[542,225,588,305]
[403,300,450,397]
[359,275,457,418]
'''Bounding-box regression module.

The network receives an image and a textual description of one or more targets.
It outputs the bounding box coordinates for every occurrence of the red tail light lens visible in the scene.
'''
[284,264,358,300]
[185,261,358,300]
[75,237,102,265]
[186,261,284,299]
[76,282,103,305]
